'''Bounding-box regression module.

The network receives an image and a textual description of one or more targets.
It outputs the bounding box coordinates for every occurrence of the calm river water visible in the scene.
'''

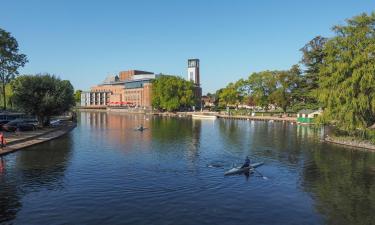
[0,112,374,225]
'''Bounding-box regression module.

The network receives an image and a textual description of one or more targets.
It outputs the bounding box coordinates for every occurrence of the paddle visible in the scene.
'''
[252,167,268,180]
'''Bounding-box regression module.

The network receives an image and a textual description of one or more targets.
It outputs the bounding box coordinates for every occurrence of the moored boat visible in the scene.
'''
[192,114,217,120]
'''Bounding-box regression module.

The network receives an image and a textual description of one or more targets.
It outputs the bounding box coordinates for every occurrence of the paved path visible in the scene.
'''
[0,122,76,156]
[217,115,297,122]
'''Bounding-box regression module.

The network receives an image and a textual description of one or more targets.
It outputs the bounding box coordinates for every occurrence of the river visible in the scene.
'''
[0,111,374,225]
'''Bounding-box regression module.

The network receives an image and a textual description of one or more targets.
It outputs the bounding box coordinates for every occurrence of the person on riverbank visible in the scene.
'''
[241,156,251,168]
[0,132,6,148]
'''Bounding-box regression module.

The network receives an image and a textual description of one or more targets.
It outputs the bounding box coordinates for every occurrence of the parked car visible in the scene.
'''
[50,119,61,127]
[2,120,37,132]
[0,120,10,130]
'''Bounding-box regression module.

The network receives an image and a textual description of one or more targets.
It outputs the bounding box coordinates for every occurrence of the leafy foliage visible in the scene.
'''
[299,36,328,110]
[318,12,375,134]
[0,28,28,109]
[74,90,82,103]
[216,66,301,112]
[11,74,75,126]
[152,75,196,111]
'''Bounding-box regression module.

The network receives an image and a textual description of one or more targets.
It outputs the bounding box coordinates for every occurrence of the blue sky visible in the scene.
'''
[1,0,374,94]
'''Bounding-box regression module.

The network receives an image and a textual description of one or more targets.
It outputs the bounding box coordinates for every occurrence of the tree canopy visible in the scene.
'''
[318,12,375,134]
[0,28,27,110]
[11,74,75,126]
[152,75,196,111]
[74,90,82,104]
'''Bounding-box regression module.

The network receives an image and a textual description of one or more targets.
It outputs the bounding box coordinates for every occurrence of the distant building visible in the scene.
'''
[81,59,203,110]
[188,59,200,86]
[201,95,215,108]
[188,59,202,109]
[297,109,322,124]
[81,70,157,108]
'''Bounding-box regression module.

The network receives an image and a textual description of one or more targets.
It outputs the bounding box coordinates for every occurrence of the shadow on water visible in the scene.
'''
[0,134,73,223]
[302,145,375,225]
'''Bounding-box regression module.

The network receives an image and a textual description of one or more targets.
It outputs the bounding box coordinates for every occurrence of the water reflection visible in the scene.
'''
[0,135,73,223]
[1,112,375,225]
[79,111,203,164]
[302,146,375,225]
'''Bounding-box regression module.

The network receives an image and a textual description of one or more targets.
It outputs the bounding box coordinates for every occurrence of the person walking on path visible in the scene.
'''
[0,132,6,148]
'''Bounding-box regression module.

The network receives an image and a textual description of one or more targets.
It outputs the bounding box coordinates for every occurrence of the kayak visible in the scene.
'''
[224,162,264,176]
[134,127,147,131]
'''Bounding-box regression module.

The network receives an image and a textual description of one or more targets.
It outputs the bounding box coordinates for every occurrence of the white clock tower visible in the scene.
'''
[188,59,200,86]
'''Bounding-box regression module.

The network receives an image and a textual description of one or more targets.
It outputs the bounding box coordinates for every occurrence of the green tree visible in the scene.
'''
[0,84,14,109]
[0,28,28,110]
[269,65,301,112]
[318,12,375,134]
[299,36,328,109]
[247,71,277,110]
[152,75,195,111]
[11,74,75,126]
[74,90,82,104]
[218,83,241,107]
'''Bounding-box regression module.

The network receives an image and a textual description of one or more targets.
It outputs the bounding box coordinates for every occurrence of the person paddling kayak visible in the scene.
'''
[241,156,251,168]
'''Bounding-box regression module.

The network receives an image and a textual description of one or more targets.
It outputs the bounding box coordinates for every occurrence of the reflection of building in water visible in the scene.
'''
[188,119,202,161]
[80,111,152,151]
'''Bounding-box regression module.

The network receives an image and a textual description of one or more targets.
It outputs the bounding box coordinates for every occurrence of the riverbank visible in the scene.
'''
[0,121,77,156]
[325,135,375,152]
[76,108,298,122]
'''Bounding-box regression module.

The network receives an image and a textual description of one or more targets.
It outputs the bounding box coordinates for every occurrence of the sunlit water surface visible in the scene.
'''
[1,112,374,225]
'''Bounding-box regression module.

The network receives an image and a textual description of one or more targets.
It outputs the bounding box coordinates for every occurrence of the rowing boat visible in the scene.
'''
[224,162,264,176]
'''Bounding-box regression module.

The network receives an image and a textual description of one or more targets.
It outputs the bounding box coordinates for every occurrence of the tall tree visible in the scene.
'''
[318,12,375,134]
[11,74,75,126]
[0,28,27,110]
[247,71,277,110]
[270,65,301,112]
[299,36,328,109]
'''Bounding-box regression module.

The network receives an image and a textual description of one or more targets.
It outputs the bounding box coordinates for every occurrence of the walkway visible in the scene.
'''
[0,121,76,156]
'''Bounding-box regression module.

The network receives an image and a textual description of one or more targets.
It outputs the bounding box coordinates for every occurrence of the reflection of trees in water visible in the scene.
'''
[16,136,73,191]
[0,157,21,223]
[249,122,320,166]
[152,117,194,142]
[218,120,306,165]
[151,117,201,161]
[302,147,375,225]
[0,136,73,223]
[217,119,253,157]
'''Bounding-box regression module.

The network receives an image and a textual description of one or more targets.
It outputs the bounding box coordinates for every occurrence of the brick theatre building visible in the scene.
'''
[81,59,202,109]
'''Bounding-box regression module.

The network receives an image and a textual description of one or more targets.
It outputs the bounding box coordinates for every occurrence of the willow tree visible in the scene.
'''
[318,12,375,134]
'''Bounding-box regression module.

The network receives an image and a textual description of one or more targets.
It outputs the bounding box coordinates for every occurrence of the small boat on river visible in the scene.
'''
[192,114,217,120]
[224,162,264,176]
[134,126,147,131]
